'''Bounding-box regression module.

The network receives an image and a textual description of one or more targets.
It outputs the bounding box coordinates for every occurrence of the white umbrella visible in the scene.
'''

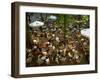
[48,15,57,21]
[81,28,90,38]
[29,21,44,28]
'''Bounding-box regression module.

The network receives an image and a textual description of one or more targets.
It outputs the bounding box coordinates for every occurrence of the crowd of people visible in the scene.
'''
[26,21,89,67]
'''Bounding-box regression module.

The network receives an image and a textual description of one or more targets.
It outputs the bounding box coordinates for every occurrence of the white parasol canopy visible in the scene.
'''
[81,28,90,38]
[29,21,44,28]
[48,15,57,21]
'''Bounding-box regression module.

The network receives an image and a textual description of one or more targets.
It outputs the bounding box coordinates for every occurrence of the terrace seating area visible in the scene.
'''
[26,20,89,67]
